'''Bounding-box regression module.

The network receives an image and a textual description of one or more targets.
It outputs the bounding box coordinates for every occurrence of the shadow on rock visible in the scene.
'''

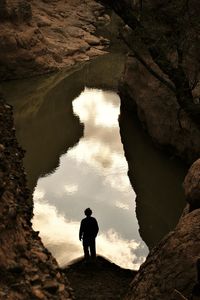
[62,255,136,300]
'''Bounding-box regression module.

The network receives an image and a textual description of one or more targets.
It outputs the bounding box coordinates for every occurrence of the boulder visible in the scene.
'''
[125,209,200,300]
[184,159,200,210]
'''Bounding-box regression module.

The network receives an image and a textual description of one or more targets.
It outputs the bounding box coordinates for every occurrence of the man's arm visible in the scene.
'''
[94,218,99,237]
[79,220,83,241]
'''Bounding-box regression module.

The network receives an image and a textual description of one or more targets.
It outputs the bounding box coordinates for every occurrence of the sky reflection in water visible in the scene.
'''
[32,88,148,269]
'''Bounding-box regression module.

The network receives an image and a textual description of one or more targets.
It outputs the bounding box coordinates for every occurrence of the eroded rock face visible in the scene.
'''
[184,159,200,210]
[0,0,110,80]
[0,0,32,22]
[120,56,200,163]
[0,97,74,299]
[120,55,200,298]
[125,209,200,300]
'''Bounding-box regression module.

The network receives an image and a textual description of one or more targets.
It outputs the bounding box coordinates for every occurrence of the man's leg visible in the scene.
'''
[83,239,90,260]
[90,238,96,259]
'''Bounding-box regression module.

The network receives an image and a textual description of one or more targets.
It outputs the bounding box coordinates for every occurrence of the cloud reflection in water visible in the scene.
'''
[32,88,148,269]
[33,198,145,269]
[73,89,119,128]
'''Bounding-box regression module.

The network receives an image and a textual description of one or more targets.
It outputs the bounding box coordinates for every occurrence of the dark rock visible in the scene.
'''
[64,256,136,300]
[171,289,188,300]
[18,1,32,22]
[43,280,59,293]
[125,209,200,300]
[0,98,74,299]
[0,0,8,21]
[8,264,24,274]
[184,159,200,211]
[120,56,200,163]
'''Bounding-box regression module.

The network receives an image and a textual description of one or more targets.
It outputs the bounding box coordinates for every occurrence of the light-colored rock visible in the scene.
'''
[0,0,110,80]
[66,26,85,38]
[87,47,107,57]
[58,284,65,292]
[32,288,46,299]
[85,34,100,45]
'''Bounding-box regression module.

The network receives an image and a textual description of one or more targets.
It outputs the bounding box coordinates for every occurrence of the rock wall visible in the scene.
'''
[119,104,187,250]
[118,38,200,300]
[125,209,200,299]
[125,159,200,300]
[0,0,110,80]
[0,97,74,299]
[119,55,200,164]
[184,159,200,211]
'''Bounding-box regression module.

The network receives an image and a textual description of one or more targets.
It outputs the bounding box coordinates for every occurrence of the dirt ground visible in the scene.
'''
[63,256,136,300]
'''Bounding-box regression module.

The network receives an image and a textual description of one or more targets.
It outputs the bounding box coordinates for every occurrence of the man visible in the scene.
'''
[79,208,99,260]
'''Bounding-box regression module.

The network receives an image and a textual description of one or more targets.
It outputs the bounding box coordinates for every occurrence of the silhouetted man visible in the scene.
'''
[79,208,99,260]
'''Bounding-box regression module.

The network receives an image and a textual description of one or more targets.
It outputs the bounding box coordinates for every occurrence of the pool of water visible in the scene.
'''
[1,52,186,270]
[32,87,147,269]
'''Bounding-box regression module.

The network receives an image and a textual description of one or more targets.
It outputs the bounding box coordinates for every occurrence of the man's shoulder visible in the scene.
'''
[90,217,97,222]
[82,217,97,222]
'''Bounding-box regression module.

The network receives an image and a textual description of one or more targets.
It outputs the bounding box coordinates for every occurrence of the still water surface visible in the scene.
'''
[33,88,148,269]
[2,53,186,270]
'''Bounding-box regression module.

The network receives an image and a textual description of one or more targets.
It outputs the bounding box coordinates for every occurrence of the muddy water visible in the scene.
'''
[2,52,186,270]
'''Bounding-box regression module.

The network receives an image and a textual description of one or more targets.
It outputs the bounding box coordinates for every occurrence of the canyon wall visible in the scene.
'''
[125,159,200,300]
[119,58,200,298]
[0,97,75,300]
[1,1,200,299]
[117,14,200,300]
[0,0,110,80]
[119,55,200,164]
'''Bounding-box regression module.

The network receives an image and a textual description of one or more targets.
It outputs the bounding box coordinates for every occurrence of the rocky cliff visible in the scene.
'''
[0,96,76,299]
[119,55,200,164]
[184,159,200,212]
[1,1,200,299]
[0,0,110,80]
[112,1,200,297]
[117,42,200,300]
[118,42,200,300]
[124,159,200,300]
